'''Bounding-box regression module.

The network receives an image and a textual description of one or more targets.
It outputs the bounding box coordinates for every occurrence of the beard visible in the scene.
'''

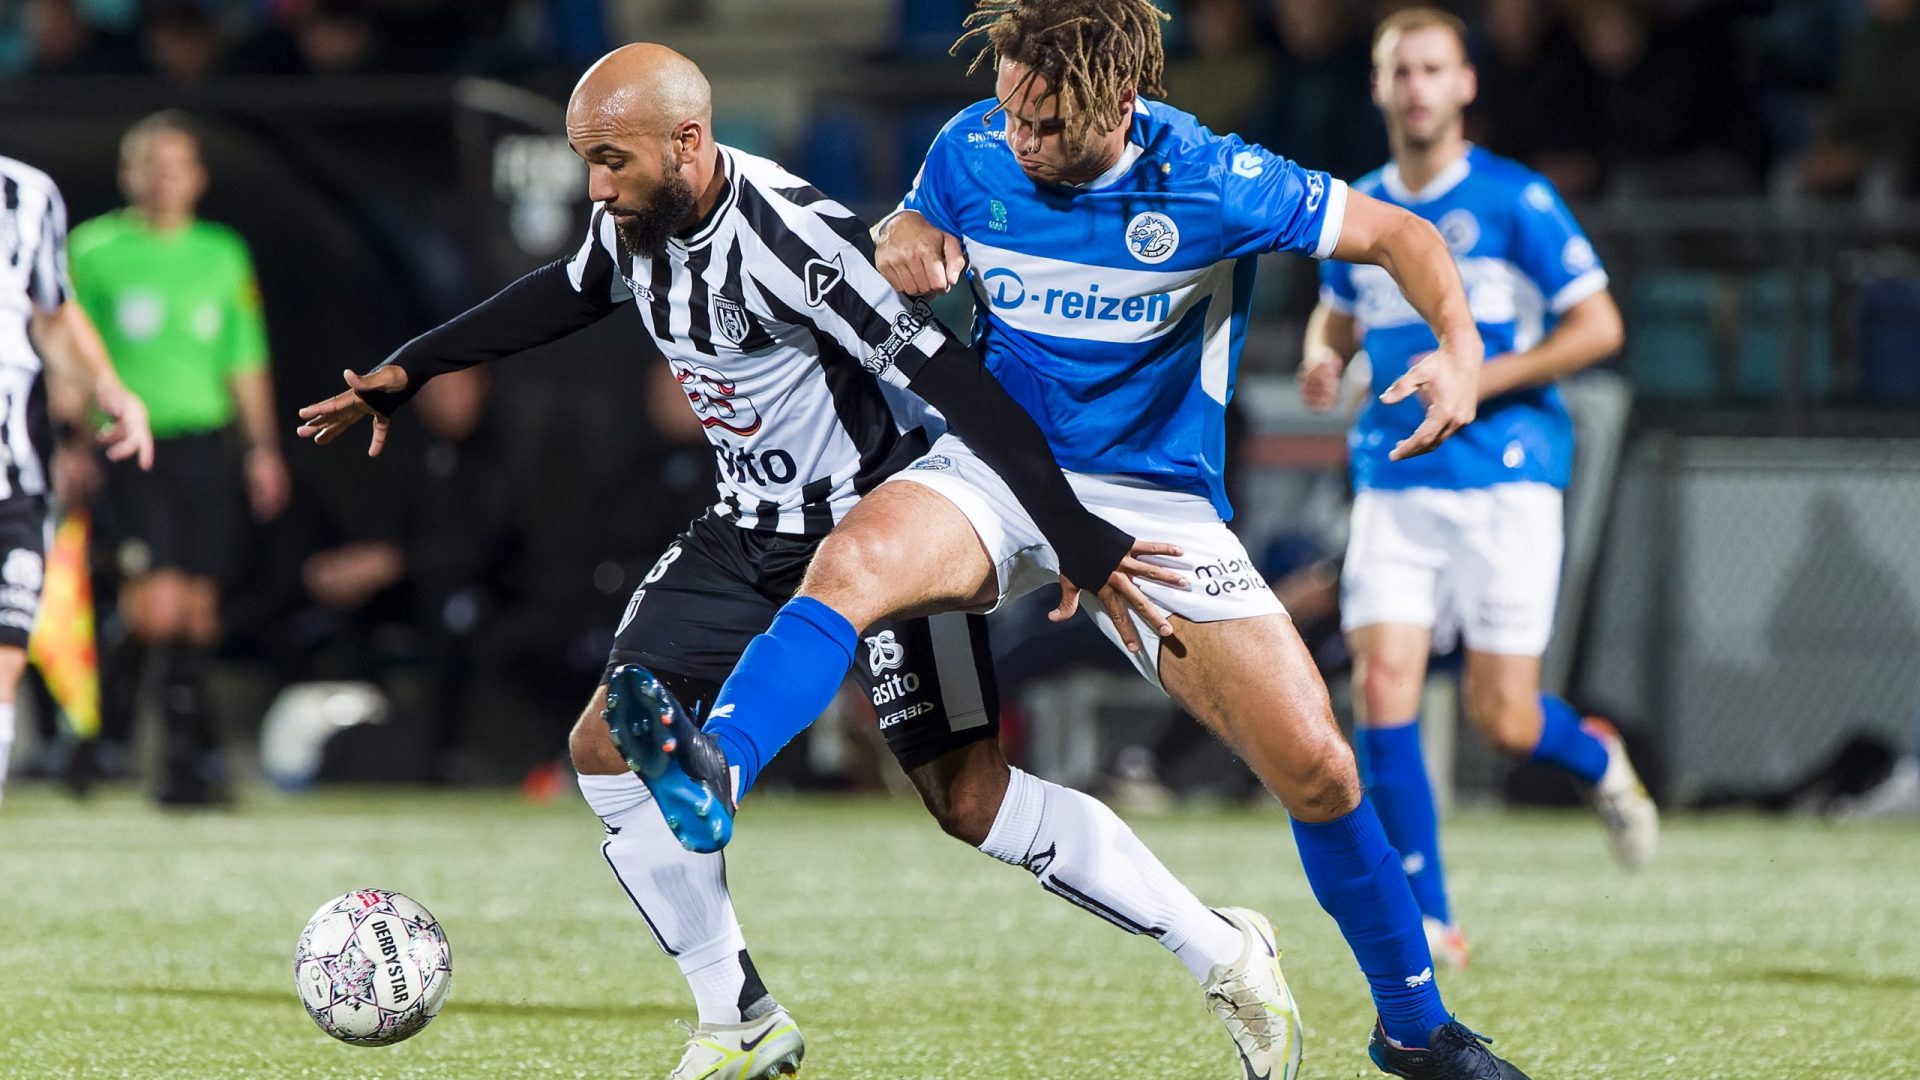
[613,162,699,256]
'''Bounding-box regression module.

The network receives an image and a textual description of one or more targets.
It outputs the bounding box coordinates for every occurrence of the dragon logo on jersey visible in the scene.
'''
[711,295,752,346]
[1125,212,1179,264]
[670,359,762,436]
[866,630,905,675]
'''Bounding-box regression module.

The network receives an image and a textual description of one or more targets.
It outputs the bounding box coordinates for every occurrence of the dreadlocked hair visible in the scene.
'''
[954,0,1170,143]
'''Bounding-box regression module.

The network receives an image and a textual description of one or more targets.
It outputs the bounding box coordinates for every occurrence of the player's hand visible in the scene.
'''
[92,378,154,471]
[297,367,406,457]
[1299,346,1347,412]
[246,446,291,522]
[1050,540,1188,653]
[875,211,966,297]
[1380,339,1481,460]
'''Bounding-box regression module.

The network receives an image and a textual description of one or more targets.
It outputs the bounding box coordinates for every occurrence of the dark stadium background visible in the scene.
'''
[2,0,1917,806]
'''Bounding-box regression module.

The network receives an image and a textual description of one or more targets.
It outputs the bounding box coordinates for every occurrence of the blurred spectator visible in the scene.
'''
[1564,0,1770,197]
[1468,0,1605,197]
[1250,0,1387,180]
[26,0,140,75]
[141,2,226,84]
[1164,0,1274,136]
[1801,0,1920,197]
[70,112,290,805]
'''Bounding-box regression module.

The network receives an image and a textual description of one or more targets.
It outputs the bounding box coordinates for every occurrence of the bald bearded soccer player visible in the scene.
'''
[299,44,1300,1079]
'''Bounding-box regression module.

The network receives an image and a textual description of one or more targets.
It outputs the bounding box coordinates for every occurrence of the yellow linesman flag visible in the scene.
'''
[30,510,99,739]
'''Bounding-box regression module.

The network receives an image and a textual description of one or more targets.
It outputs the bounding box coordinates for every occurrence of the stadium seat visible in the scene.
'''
[1626,271,1721,399]
[1736,271,1832,401]
[1856,277,1920,403]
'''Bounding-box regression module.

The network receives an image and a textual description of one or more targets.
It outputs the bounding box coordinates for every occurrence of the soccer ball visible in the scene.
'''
[294,889,452,1045]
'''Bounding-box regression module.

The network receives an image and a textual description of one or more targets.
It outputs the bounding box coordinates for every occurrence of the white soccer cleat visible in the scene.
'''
[1204,907,1305,1080]
[1423,916,1471,972]
[667,1007,805,1080]
[1583,718,1659,871]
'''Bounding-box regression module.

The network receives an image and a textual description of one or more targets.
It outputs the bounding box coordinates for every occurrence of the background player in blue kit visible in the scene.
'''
[621,2,1533,1075]
[1301,8,1659,972]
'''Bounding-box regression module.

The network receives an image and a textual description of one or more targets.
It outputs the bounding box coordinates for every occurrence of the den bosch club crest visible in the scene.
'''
[712,294,750,346]
[1125,211,1179,264]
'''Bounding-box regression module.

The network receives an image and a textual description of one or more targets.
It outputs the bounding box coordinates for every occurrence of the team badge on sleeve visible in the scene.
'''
[1125,212,1179,264]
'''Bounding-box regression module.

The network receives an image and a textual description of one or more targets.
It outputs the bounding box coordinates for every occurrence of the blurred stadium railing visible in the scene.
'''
[6,74,1917,801]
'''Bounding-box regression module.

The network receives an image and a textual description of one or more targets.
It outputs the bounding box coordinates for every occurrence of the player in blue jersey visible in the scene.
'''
[1301,7,1659,973]
[615,2,1531,1076]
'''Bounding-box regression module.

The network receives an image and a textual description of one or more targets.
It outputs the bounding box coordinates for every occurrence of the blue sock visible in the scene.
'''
[1357,721,1450,926]
[1291,803,1450,1047]
[1532,696,1608,784]
[702,597,859,800]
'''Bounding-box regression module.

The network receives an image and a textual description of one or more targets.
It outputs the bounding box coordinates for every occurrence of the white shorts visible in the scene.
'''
[1340,483,1564,656]
[883,433,1285,687]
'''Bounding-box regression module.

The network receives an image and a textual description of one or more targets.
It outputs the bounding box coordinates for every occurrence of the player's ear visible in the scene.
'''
[673,120,702,163]
[1461,63,1478,108]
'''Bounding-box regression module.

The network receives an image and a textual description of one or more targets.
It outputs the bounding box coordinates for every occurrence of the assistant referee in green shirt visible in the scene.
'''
[70,111,289,805]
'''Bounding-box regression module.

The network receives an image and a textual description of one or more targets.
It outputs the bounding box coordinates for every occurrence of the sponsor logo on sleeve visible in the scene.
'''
[1562,236,1598,273]
[865,298,933,375]
[804,253,844,307]
[1231,151,1265,179]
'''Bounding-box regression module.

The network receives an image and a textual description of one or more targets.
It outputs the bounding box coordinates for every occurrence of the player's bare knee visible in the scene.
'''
[1283,737,1363,822]
[801,526,907,627]
[0,646,28,696]
[908,754,1004,847]
[1465,682,1538,757]
[1356,651,1423,723]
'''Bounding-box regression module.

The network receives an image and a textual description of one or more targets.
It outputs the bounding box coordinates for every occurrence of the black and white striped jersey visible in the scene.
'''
[0,155,67,500]
[564,146,952,536]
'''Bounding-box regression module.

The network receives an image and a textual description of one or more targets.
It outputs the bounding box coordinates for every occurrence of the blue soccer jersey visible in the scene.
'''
[1320,146,1608,492]
[902,97,1347,520]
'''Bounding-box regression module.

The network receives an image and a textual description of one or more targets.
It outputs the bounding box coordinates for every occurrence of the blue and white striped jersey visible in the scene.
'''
[903,97,1346,520]
[1321,146,1607,492]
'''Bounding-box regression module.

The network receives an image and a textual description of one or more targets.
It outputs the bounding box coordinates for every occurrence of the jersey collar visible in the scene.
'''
[1063,98,1151,191]
[672,147,737,251]
[1382,146,1473,205]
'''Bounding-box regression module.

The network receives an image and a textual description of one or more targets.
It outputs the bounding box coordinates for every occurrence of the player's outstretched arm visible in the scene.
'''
[1475,290,1624,400]
[1331,191,1483,460]
[296,367,404,457]
[296,257,622,455]
[1300,302,1359,412]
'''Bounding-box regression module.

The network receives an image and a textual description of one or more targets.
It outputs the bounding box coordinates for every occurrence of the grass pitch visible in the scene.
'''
[1,787,1914,1078]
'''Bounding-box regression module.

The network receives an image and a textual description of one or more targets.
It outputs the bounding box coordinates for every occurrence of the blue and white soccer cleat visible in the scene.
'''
[603,664,736,853]
[1368,1020,1531,1079]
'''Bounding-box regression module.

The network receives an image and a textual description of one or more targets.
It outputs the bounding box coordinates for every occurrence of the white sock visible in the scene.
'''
[979,767,1243,982]
[578,772,771,1024]
[0,702,13,805]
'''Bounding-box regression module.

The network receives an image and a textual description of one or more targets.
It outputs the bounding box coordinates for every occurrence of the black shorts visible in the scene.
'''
[101,430,238,580]
[0,496,46,649]
[605,512,999,772]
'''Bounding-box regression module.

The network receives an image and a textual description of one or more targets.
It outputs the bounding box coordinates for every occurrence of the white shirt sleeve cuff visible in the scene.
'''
[1311,178,1349,260]
[1549,269,1609,314]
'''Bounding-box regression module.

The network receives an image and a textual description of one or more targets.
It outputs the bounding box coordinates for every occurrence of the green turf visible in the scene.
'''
[1,787,1914,1078]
